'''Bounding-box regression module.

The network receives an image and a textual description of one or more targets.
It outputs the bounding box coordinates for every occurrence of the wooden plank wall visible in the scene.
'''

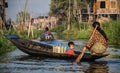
[117,0,120,14]
[94,0,119,14]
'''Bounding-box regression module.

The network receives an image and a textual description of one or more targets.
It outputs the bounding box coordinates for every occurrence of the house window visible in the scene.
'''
[111,1,117,8]
[100,1,106,8]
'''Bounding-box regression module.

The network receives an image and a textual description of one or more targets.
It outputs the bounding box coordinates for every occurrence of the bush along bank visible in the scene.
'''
[51,20,120,45]
[0,29,43,54]
[102,20,120,45]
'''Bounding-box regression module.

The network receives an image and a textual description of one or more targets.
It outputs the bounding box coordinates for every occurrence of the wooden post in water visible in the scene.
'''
[28,18,34,38]
[67,0,71,30]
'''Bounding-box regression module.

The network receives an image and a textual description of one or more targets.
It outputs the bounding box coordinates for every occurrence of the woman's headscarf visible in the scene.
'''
[92,22,108,41]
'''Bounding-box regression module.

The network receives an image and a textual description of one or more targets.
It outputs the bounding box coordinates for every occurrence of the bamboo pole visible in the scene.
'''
[67,0,71,30]
[28,19,34,38]
[20,0,28,33]
[28,20,31,37]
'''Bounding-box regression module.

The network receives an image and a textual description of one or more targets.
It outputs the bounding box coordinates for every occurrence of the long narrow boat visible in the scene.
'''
[5,34,109,61]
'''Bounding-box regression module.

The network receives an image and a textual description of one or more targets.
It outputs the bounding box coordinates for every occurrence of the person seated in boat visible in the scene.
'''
[65,41,76,55]
[75,21,109,62]
[42,27,52,40]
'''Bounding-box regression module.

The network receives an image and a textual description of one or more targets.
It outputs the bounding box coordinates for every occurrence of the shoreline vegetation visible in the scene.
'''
[51,20,120,45]
[0,29,42,54]
[0,20,120,54]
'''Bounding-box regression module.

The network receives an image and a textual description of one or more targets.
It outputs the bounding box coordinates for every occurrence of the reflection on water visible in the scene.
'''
[85,61,108,73]
[0,52,109,73]
[0,49,120,73]
[0,40,120,73]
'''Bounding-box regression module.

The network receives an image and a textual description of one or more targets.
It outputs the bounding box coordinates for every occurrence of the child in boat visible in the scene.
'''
[65,41,76,55]
[43,27,51,40]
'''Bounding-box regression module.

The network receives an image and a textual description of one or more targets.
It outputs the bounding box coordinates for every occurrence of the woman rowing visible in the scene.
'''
[75,21,109,62]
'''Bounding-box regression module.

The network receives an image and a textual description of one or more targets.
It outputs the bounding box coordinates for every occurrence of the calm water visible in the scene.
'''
[0,40,120,73]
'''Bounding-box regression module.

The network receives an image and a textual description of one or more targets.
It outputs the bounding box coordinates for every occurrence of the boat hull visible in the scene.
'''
[5,34,109,61]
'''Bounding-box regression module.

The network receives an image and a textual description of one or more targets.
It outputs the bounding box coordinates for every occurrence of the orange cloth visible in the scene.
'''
[65,49,75,55]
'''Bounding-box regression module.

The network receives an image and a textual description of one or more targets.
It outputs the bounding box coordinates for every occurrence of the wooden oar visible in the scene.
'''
[75,25,98,63]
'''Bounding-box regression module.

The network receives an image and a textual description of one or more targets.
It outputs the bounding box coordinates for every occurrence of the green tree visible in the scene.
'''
[49,0,69,24]
[49,0,87,30]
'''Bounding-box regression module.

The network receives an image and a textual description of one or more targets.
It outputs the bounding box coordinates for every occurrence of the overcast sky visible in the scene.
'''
[6,0,51,22]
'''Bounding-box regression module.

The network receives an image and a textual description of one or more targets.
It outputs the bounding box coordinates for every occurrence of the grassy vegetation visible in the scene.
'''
[0,35,15,54]
[51,22,91,40]
[0,29,16,54]
[0,29,43,54]
[0,20,119,54]
[102,21,120,45]
[51,20,120,45]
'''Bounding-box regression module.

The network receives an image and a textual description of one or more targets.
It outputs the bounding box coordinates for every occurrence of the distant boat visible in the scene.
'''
[5,34,109,62]
[40,34,54,41]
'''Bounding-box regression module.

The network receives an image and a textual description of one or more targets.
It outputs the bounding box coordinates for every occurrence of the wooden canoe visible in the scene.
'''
[5,34,109,61]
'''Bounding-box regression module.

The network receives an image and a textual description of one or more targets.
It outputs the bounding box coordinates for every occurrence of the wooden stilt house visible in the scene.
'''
[80,0,120,22]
